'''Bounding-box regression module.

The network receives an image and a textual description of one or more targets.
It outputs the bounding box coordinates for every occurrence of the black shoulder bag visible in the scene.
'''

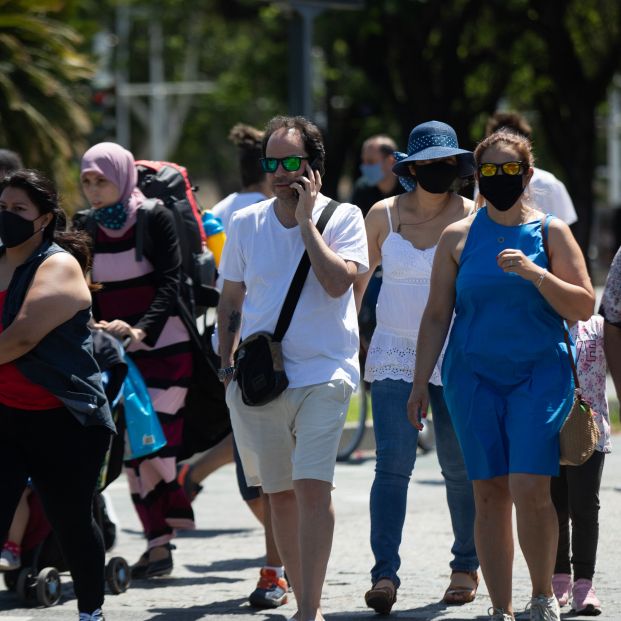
[234,200,339,406]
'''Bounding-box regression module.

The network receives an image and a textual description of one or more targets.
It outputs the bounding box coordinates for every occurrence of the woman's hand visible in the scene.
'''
[94,319,146,345]
[407,384,428,431]
[497,248,545,283]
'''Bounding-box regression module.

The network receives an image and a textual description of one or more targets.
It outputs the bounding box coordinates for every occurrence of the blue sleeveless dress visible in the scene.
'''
[442,208,573,480]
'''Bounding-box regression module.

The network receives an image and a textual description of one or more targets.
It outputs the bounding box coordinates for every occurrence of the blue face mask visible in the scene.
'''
[360,163,385,186]
[93,202,127,230]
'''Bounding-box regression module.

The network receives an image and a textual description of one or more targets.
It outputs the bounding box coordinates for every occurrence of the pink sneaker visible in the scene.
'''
[552,573,572,607]
[571,578,602,615]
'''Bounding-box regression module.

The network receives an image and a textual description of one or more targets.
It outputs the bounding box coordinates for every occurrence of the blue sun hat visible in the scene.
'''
[392,120,475,191]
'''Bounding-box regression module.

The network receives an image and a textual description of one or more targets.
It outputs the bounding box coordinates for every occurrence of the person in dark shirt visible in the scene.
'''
[351,135,403,217]
[351,136,403,354]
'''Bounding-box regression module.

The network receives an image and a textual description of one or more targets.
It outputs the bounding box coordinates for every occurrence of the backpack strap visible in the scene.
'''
[73,208,98,241]
[135,198,160,262]
[273,199,340,342]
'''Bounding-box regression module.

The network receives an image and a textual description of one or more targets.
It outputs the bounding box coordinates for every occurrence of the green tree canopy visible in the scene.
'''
[0,0,94,200]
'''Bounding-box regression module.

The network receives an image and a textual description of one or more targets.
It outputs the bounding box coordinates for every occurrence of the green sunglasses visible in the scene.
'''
[260,156,309,173]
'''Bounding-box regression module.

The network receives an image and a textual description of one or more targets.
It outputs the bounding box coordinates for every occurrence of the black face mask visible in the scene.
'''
[479,174,525,212]
[413,162,458,194]
[0,211,42,248]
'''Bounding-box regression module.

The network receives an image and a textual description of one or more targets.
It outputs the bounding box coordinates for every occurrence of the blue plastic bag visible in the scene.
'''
[123,355,167,460]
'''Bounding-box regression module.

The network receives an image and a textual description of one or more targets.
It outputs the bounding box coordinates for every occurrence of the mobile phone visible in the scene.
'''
[292,157,321,197]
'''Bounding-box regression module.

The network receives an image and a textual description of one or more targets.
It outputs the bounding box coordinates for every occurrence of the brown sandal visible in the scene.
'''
[365,578,397,615]
[442,570,479,605]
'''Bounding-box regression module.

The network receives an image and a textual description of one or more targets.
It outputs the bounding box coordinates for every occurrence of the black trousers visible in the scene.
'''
[0,404,110,613]
[550,450,605,580]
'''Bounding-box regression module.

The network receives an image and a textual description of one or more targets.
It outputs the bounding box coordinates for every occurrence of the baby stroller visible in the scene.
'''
[2,331,131,607]
[2,490,130,607]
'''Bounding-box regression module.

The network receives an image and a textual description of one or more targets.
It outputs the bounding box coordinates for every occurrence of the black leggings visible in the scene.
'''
[0,404,110,613]
[550,450,605,580]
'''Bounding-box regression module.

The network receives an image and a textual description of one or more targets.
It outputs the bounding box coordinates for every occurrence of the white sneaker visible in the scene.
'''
[0,546,21,571]
[528,594,560,621]
[488,607,515,620]
[78,609,105,621]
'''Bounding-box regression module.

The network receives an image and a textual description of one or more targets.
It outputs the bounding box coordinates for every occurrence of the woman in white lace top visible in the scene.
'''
[354,121,478,615]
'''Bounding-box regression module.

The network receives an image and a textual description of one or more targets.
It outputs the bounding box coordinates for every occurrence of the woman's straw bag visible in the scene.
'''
[559,332,600,466]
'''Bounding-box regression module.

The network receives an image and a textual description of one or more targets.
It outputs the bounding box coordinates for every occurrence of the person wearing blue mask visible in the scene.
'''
[352,136,404,364]
[351,135,403,218]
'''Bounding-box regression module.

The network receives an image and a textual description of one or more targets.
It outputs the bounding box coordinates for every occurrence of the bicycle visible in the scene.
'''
[337,379,370,462]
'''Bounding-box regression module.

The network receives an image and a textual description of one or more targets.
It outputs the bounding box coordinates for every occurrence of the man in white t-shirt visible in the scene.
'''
[217,115,368,621]
[479,111,578,225]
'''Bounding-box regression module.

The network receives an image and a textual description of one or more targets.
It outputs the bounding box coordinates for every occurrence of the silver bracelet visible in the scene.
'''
[536,269,548,289]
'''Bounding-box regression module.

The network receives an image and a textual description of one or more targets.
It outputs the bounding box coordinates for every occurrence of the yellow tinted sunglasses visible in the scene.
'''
[478,161,524,177]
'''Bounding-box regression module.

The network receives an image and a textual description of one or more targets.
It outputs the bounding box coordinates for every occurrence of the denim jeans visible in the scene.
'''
[369,379,478,587]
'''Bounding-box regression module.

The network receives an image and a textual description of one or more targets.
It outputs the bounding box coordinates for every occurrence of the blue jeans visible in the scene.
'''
[369,379,478,587]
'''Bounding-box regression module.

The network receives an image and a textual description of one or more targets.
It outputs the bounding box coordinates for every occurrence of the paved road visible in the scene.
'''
[1,441,620,620]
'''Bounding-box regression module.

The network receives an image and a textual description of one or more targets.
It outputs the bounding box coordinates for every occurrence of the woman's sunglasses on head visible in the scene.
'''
[260,156,309,173]
[478,161,525,177]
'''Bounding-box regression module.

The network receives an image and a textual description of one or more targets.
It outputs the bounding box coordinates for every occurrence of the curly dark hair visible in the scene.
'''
[485,111,533,140]
[262,115,326,176]
[229,123,265,187]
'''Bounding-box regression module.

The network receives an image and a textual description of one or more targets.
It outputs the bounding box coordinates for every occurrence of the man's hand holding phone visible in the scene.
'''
[291,158,322,225]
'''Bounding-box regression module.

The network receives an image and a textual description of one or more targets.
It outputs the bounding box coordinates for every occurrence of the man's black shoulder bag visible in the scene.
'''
[234,200,339,406]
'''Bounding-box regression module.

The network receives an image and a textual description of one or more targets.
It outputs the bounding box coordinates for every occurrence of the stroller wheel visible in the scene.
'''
[106,556,130,594]
[3,570,18,592]
[35,567,61,607]
[16,567,36,604]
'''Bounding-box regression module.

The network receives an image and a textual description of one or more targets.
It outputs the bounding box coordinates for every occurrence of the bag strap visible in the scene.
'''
[135,198,160,262]
[540,215,581,390]
[273,199,340,342]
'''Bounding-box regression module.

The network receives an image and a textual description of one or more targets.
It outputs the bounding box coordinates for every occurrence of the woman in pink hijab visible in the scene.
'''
[76,142,195,578]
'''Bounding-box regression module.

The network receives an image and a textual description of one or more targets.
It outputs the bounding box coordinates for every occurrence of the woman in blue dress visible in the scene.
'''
[408,130,594,621]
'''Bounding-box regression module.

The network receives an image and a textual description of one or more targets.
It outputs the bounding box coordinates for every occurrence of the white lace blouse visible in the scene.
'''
[364,202,445,385]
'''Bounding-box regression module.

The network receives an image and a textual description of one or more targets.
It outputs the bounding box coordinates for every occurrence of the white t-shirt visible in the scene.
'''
[529,168,578,225]
[212,191,267,232]
[220,193,369,389]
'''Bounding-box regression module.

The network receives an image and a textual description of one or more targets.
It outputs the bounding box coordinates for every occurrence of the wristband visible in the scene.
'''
[217,366,236,382]
[536,269,548,289]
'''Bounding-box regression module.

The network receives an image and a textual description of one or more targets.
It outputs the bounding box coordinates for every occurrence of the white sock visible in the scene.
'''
[264,564,284,577]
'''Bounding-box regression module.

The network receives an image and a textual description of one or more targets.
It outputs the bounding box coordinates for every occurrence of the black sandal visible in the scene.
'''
[130,551,150,579]
[145,543,175,578]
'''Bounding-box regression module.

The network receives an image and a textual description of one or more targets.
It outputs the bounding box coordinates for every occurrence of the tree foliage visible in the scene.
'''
[0,0,93,200]
[3,0,621,252]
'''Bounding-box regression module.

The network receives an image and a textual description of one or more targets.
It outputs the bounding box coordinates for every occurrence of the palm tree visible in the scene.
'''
[0,0,93,200]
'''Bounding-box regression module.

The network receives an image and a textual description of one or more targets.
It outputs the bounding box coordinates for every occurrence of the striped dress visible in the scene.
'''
[91,212,195,548]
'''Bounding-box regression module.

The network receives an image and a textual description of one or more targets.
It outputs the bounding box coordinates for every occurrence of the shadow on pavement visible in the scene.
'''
[146,599,289,619]
[186,556,264,573]
[122,527,253,538]
[179,528,255,538]
[326,601,489,620]
[129,574,245,591]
